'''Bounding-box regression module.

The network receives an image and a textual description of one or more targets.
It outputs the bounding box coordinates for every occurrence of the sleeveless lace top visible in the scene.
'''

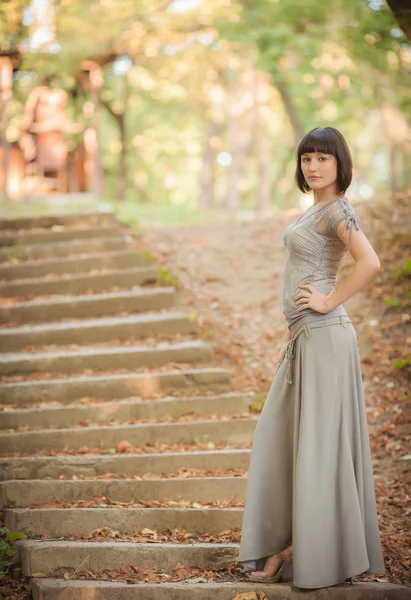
[282,196,361,335]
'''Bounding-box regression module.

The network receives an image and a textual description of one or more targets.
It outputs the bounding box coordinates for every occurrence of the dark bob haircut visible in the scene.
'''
[295,127,352,195]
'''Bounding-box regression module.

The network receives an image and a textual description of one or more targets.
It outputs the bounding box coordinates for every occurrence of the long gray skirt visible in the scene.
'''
[237,314,386,589]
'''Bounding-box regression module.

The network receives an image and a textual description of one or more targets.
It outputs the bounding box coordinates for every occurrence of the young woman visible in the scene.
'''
[237,127,386,589]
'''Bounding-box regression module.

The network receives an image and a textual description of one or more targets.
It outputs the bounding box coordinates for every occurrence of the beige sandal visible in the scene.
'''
[246,557,290,583]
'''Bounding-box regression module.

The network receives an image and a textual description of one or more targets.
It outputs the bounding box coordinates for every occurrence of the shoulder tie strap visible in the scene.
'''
[344,214,361,251]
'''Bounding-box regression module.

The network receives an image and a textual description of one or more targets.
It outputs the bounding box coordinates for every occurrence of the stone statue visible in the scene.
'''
[19,85,83,191]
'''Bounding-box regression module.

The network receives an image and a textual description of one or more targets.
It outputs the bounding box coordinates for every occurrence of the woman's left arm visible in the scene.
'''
[324,221,380,312]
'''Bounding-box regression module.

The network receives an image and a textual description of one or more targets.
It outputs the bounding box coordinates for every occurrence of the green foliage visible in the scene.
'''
[157,268,181,288]
[200,326,213,339]
[388,260,411,282]
[383,296,402,307]
[403,259,411,275]
[139,249,156,263]
[0,514,27,580]
[193,433,210,444]
[250,391,267,411]
[393,357,411,370]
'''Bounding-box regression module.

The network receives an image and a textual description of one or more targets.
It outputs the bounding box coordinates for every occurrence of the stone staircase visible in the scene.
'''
[0,210,409,600]
[0,210,255,599]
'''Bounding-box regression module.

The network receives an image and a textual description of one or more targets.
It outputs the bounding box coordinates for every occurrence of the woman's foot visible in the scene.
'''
[250,551,289,578]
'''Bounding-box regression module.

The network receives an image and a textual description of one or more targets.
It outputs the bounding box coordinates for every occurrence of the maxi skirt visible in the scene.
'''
[237,314,386,589]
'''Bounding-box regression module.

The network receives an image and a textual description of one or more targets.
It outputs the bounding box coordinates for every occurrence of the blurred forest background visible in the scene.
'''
[0,0,410,224]
[0,6,410,597]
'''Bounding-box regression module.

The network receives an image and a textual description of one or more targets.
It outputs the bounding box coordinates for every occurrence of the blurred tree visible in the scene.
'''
[0,0,29,52]
[3,0,410,207]
[387,0,411,40]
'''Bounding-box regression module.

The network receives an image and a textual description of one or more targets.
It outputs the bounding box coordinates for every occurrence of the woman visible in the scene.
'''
[237,126,386,589]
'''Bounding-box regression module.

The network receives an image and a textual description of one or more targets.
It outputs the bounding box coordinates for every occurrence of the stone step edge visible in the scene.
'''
[1,475,245,487]
[0,415,258,438]
[0,265,157,287]
[5,506,244,536]
[18,540,240,576]
[0,210,117,230]
[0,447,251,465]
[0,476,247,509]
[0,449,252,481]
[0,390,254,414]
[6,506,243,517]
[0,236,130,261]
[0,286,174,311]
[0,367,230,407]
[1,224,121,238]
[0,248,146,273]
[29,579,410,600]
[0,309,190,336]
[0,226,123,247]
[0,394,253,432]
[19,540,239,549]
[0,366,227,391]
[0,338,211,364]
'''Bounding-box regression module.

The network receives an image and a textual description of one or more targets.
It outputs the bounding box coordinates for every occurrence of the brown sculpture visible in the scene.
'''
[19,85,83,192]
[1,55,103,198]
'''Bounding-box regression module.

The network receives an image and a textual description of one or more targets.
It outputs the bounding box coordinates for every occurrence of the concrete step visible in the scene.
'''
[0,367,231,406]
[0,416,256,453]
[0,211,118,231]
[0,236,129,263]
[17,540,239,577]
[0,311,194,351]
[0,448,251,480]
[5,506,243,537]
[30,579,411,600]
[0,339,214,376]
[0,265,158,298]
[0,225,122,248]
[0,391,253,430]
[0,288,176,324]
[0,476,246,507]
[0,250,149,281]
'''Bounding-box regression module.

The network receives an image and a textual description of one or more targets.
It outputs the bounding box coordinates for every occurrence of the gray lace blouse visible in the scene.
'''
[282,196,361,335]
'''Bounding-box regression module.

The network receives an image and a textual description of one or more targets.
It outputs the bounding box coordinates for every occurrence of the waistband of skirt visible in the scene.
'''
[288,314,352,339]
[284,315,352,385]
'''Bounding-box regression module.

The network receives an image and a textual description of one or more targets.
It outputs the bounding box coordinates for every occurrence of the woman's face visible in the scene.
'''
[301,151,338,191]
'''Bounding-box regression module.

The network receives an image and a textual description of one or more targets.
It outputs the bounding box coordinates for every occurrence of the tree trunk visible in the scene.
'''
[198,119,220,208]
[270,147,296,208]
[386,0,411,40]
[116,112,128,200]
[256,123,272,214]
[102,100,128,200]
[273,77,304,145]
[255,77,273,214]
[390,144,400,194]
[90,88,104,199]
[224,73,256,211]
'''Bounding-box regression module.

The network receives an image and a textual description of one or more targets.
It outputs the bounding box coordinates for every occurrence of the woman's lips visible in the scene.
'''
[309,176,320,179]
